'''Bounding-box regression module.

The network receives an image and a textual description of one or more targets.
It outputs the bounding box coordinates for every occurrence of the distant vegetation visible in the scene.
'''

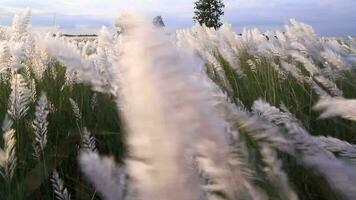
[193,0,225,29]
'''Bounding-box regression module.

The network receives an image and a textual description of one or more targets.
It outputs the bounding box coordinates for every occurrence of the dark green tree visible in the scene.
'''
[193,0,225,29]
[153,16,165,28]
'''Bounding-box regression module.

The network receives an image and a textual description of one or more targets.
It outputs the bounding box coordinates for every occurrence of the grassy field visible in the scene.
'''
[1,11,356,200]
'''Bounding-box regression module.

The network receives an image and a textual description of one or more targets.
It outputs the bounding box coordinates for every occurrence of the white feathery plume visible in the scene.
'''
[23,65,32,80]
[0,118,17,181]
[271,62,287,80]
[81,127,96,152]
[65,70,80,86]
[115,13,247,200]
[43,36,93,74]
[51,170,71,200]
[175,18,352,75]
[43,36,113,92]
[285,123,356,199]
[79,151,126,200]
[8,74,32,119]
[307,78,331,97]
[280,61,305,83]
[0,26,8,40]
[95,27,116,93]
[246,59,257,72]
[116,14,203,200]
[30,78,37,101]
[93,48,115,93]
[284,19,322,58]
[260,145,299,200]
[210,88,289,150]
[316,136,356,164]
[32,93,49,159]
[81,42,95,56]
[0,42,11,73]
[321,48,350,70]
[240,28,268,53]
[23,33,36,66]
[205,79,291,200]
[314,98,356,121]
[10,41,27,69]
[211,90,297,199]
[26,34,50,79]
[176,23,241,71]
[252,100,356,199]
[176,25,223,70]
[313,75,343,97]
[97,26,114,52]
[69,98,81,122]
[289,51,319,76]
[11,9,31,42]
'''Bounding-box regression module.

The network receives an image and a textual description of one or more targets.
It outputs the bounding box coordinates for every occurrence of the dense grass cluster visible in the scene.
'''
[1,10,356,200]
[0,62,125,199]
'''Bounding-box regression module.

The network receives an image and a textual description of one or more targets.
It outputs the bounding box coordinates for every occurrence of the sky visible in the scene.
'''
[0,0,356,36]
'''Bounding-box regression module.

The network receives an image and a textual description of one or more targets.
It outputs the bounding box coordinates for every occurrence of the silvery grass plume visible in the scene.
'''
[176,23,242,93]
[97,26,114,53]
[226,18,353,71]
[0,26,7,40]
[0,42,11,73]
[32,93,49,159]
[259,145,298,200]
[79,151,126,200]
[288,51,319,76]
[209,86,296,200]
[314,98,356,121]
[308,78,331,98]
[280,61,305,83]
[240,28,265,52]
[25,34,50,79]
[176,22,241,71]
[0,115,16,181]
[43,35,113,93]
[30,78,37,101]
[282,19,354,69]
[81,127,96,152]
[7,41,27,71]
[345,36,356,53]
[93,47,116,93]
[51,170,71,200]
[277,61,337,97]
[252,100,356,199]
[313,75,343,97]
[81,42,96,56]
[11,9,31,42]
[283,19,321,57]
[69,98,81,122]
[315,136,356,164]
[8,73,32,119]
[114,13,247,200]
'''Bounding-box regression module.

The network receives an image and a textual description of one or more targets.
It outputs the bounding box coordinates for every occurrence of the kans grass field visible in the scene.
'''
[1,10,356,200]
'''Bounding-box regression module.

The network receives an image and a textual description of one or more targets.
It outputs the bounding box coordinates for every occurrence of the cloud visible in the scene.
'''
[1,0,356,36]
[224,0,356,35]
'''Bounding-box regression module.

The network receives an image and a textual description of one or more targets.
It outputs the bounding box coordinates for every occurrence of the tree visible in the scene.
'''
[193,0,225,29]
[153,16,165,28]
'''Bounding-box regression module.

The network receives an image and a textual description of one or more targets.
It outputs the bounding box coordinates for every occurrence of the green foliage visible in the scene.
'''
[0,62,126,200]
[208,51,356,200]
[193,0,225,29]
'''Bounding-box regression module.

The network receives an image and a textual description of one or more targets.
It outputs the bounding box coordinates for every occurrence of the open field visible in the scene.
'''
[1,10,356,200]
